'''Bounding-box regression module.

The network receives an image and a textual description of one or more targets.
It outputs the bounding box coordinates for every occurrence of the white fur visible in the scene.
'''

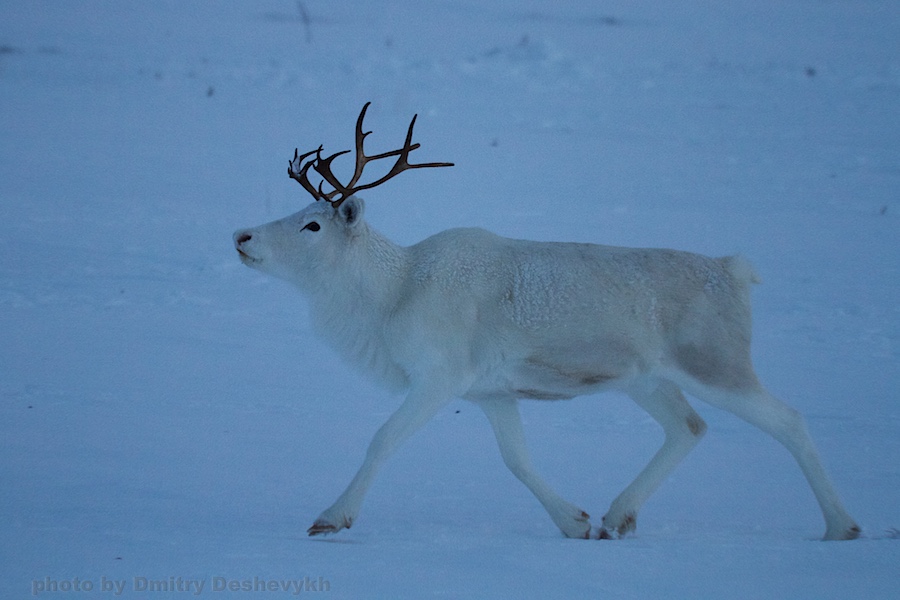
[234,196,859,540]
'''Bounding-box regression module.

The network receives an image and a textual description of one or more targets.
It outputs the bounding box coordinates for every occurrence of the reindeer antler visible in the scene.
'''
[287,102,454,209]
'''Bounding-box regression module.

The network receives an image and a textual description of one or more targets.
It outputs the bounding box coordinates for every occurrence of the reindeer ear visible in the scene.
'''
[338,196,365,228]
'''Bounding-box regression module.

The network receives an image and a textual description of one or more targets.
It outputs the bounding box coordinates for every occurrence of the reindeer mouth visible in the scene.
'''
[236,248,260,265]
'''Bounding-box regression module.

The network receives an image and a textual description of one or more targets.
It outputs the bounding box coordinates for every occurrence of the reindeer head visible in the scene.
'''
[233,103,453,288]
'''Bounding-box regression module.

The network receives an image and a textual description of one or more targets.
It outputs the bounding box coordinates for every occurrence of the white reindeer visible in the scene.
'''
[233,103,859,540]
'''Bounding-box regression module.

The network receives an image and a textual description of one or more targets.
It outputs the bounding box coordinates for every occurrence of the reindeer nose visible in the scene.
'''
[234,231,252,246]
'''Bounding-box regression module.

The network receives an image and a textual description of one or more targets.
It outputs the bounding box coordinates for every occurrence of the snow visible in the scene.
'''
[1,0,898,597]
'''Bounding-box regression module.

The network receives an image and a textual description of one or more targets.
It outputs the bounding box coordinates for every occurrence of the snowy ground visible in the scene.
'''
[2,1,899,598]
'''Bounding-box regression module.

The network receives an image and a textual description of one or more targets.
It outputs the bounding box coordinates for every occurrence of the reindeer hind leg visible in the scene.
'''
[676,375,860,541]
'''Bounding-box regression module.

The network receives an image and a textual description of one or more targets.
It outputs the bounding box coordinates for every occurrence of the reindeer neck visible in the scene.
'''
[318,223,408,317]
[309,224,410,389]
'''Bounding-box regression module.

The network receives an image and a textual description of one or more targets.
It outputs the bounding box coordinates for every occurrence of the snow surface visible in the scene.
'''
[2,1,898,598]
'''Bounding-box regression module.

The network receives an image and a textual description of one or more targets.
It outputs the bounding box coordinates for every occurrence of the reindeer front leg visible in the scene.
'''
[479,398,593,539]
[308,378,454,536]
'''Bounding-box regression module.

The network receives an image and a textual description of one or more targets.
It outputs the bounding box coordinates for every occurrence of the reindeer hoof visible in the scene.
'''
[596,511,637,539]
[823,523,861,541]
[558,509,592,539]
[307,522,337,536]
[308,515,352,537]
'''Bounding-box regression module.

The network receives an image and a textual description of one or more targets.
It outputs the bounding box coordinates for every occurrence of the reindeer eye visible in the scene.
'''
[302,221,321,232]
